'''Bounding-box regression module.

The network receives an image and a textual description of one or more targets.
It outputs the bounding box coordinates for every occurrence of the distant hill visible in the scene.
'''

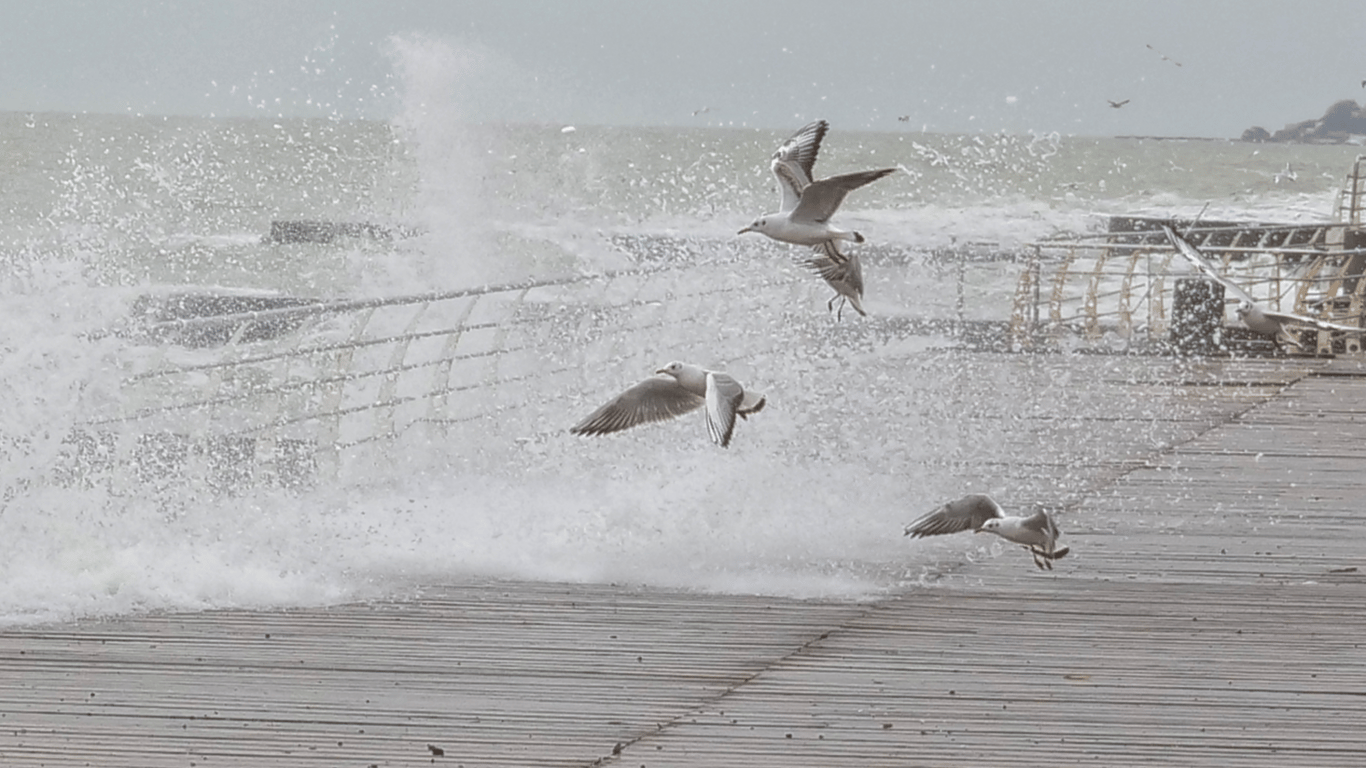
[1240,99,1366,143]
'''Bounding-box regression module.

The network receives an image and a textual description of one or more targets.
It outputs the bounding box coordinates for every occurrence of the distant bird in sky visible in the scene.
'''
[904,494,1070,570]
[692,106,711,116]
[570,361,765,448]
[1107,99,1130,109]
[897,115,910,122]
[1146,43,1182,67]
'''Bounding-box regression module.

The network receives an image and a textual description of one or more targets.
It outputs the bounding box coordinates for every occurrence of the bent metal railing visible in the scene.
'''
[1010,224,1366,355]
[1333,154,1366,227]
[66,258,820,492]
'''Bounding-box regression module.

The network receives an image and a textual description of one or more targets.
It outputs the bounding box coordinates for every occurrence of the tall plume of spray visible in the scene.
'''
[383,35,496,292]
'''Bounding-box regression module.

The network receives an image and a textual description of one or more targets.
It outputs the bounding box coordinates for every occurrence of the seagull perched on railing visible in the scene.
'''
[903,493,1069,570]
[570,361,765,448]
[1161,224,1361,349]
[738,120,894,318]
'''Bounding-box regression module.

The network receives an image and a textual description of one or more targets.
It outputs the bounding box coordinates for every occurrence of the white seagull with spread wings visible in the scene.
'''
[1162,224,1361,348]
[570,362,765,449]
[738,120,894,318]
[904,493,1069,570]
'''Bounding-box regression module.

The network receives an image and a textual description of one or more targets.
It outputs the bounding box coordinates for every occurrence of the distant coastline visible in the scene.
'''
[1240,99,1366,144]
[1114,135,1229,142]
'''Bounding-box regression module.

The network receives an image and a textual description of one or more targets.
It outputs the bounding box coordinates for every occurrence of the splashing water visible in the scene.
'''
[1,39,1363,626]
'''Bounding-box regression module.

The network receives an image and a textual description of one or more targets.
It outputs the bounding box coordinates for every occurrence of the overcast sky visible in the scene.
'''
[3,0,1364,137]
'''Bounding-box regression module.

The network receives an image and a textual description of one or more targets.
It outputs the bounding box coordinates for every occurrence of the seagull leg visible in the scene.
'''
[1028,547,1051,570]
[1029,544,1069,568]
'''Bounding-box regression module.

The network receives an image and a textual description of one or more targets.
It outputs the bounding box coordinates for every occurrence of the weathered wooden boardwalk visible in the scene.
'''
[3,356,1365,767]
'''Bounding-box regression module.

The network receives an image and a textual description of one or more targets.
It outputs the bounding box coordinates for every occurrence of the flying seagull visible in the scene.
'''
[1146,43,1182,67]
[803,239,866,319]
[904,493,1069,570]
[570,361,765,448]
[1161,224,1361,348]
[738,120,893,318]
[1107,99,1131,109]
[738,120,897,247]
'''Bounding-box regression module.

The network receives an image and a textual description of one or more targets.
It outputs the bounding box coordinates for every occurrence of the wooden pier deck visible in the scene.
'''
[3,356,1365,767]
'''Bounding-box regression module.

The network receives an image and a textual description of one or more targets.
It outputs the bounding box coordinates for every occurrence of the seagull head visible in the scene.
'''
[656,361,685,377]
[1234,301,1260,322]
[737,218,767,236]
[975,519,1001,535]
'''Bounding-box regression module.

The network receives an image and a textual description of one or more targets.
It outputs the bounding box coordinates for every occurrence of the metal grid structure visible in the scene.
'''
[1008,226,1366,351]
[64,258,818,492]
[1333,154,1366,226]
[1010,157,1366,353]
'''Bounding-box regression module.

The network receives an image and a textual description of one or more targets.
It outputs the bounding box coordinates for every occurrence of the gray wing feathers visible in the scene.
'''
[773,120,827,184]
[772,161,808,213]
[1021,509,1061,540]
[805,241,864,295]
[771,121,826,212]
[1161,224,1257,305]
[791,168,897,223]
[903,494,1004,538]
[570,376,705,436]
[1262,310,1361,332]
[704,372,744,447]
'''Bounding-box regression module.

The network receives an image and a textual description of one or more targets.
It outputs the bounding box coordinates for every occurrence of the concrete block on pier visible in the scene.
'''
[1170,278,1225,355]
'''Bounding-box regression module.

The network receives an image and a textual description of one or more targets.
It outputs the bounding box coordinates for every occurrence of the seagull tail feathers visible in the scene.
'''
[737,393,766,419]
[1029,545,1069,560]
[844,293,867,318]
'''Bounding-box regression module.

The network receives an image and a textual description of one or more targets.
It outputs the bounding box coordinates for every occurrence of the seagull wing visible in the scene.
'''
[772,161,808,214]
[771,121,826,213]
[803,241,866,314]
[1161,224,1258,306]
[903,494,1005,538]
[570,376,705,436]
[704,372,745,448]
[790,168,897,224]
[1260,310,1361,333]
[1020,510,1061,542]
[770,120,827,211]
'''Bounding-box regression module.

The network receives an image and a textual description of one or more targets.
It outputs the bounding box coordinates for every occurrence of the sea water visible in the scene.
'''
[2,43,1362,626]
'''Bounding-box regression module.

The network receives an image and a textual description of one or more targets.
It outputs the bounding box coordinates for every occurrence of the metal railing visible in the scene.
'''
[1010,225,1366,353]
[65,256,822,491]
[1334,155,1366,226]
